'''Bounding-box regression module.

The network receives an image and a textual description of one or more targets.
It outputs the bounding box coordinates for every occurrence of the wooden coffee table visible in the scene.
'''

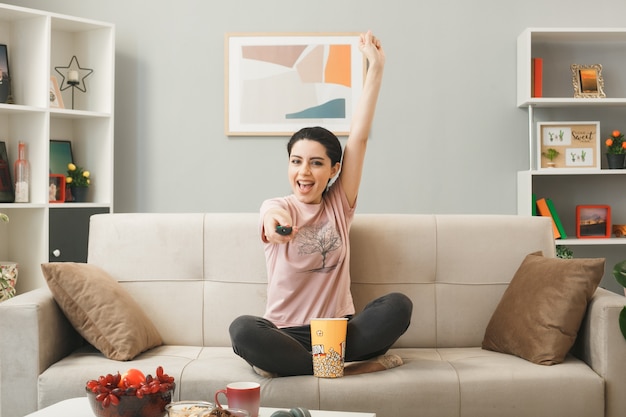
[26,397,377,417]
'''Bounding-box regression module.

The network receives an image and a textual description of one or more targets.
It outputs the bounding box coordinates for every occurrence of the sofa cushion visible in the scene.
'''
[482,252,604,365]
[41,262,162,360]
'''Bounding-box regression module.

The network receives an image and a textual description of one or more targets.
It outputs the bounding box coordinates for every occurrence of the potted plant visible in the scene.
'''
[605,130,626,169]
[65,163,91,202]
[0,213,17,302]
[542,148,559,168]
[556,245,573,259]
[611,260,626,340]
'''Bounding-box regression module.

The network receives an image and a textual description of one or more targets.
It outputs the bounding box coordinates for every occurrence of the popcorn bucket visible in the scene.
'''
[310,318,348,378]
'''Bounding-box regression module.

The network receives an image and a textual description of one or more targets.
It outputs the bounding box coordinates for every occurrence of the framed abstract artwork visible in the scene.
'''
[225,33,364,136]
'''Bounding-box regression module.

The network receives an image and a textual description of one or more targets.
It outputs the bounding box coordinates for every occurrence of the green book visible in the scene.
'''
[546,198,567,239]
[532,193,537,216]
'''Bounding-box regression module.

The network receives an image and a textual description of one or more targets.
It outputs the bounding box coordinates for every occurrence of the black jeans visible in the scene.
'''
[229,292,413,376]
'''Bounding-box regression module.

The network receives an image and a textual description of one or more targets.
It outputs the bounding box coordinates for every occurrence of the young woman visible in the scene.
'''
[229,31,412,377]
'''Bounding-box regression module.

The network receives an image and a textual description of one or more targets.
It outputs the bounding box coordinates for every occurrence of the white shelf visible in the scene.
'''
[556,238,626,246]
[523,168,626,175]
[48,202,111,209]
[520,98,626,108]
[517,27,626,107]
[0,103,44,113]
[0,202,46,209]
[0,3,114,294]
[49,108,111,118]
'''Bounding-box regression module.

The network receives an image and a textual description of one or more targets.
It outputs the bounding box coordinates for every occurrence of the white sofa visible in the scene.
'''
[1,213,626,417]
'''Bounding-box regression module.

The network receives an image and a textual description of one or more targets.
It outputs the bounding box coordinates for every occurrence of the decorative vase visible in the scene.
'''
[71,186,88,202]
[606,153,626,169]
[0,262,18,302]
[13,141,30,202]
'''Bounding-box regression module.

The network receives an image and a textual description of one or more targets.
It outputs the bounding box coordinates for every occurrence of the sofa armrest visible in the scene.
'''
[574,287,626,417]
[0,287,83,417]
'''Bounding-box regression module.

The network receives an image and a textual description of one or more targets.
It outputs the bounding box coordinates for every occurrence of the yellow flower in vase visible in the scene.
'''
[65,163,91,188]
[66,163,91,202]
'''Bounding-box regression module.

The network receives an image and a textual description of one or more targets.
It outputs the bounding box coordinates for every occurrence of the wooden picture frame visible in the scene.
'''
[571,64,606,98]
[0,141,14,202]
[49,76,64,109]
[537,121,600,170]
[49,174,65,203]
[576,205,611,238]
[225,32,364,136]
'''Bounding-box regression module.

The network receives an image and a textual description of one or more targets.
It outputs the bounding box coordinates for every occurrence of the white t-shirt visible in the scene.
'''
[260,181,356,328]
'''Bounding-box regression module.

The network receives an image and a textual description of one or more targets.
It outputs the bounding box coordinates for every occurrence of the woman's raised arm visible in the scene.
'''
[339,30,385,207]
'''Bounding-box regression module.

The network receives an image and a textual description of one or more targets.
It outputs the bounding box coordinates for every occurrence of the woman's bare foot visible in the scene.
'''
[252,366,278,378]
[343,354,403,376]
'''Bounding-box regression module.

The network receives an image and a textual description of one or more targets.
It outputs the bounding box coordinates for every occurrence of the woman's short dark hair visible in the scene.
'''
[287,126,342,165]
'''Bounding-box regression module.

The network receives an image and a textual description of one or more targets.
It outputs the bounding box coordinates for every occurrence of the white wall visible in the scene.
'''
[3,0,625,215]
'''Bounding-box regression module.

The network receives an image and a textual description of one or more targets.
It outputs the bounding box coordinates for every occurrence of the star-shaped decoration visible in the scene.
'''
[54,55,93,92]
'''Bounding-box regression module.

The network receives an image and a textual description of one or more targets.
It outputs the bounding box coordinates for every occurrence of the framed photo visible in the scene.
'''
[49,140,73,175]
[49,174,65,203]
[0,141,14,202]
[537,121,600,170]
[0,44,10,103]
[225,32,364,136]
[49,76,64,109]
[49,140,73,202]
[576,205,611,238]
[571,64,606,98]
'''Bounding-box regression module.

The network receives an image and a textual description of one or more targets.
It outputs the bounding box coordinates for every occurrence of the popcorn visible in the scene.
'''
[312,347,344,378]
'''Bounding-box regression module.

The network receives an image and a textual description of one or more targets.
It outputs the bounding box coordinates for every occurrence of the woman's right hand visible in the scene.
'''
[263,208,297,244]
[359,30,385,70]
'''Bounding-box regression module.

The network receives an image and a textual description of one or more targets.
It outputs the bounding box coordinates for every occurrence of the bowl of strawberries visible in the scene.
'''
[86,366,175,417]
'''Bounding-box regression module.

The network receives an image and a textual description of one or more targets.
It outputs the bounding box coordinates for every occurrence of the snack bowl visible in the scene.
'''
[86,385,175,417]
[165,401,214,417]
[205,408,250,417]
